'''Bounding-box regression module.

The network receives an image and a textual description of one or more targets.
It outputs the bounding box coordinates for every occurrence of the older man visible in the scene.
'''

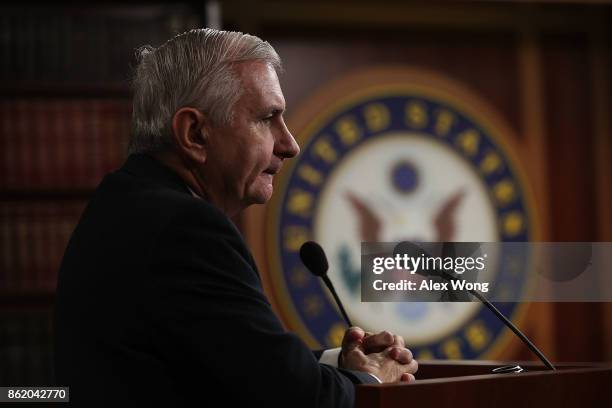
[54,28,417,407]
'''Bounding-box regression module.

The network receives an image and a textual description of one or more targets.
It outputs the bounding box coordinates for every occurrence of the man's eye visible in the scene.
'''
[261,109,283,123]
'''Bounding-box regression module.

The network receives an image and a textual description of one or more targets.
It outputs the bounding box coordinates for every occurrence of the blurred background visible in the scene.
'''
[0,0,610,386]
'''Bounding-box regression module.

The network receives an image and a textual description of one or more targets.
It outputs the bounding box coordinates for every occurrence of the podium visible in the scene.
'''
[356,360,612,407]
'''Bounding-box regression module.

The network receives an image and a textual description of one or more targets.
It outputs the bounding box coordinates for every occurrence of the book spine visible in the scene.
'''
[0,201,85,292]
[0,99,131,190]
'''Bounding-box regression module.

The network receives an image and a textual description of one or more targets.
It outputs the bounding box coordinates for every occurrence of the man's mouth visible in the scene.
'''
[263,163,282,175]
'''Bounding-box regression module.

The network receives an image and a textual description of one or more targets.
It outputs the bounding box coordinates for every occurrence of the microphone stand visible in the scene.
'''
[468,288,556,370]
[321,275,353,327]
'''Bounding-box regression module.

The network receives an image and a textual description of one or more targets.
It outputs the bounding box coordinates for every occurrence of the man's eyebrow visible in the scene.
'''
[262,105,285,116]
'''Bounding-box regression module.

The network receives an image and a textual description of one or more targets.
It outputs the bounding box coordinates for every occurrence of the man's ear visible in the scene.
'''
[171,107,209,164]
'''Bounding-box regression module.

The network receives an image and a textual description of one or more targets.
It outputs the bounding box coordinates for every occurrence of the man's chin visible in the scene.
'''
[248,184,274,205]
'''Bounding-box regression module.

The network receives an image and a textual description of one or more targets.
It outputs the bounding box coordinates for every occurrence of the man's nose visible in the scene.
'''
[276,119,300,158]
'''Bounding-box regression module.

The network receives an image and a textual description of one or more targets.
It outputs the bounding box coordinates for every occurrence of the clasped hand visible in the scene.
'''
[339,327,418,383]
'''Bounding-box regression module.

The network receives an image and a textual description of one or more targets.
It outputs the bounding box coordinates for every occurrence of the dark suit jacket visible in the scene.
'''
[54,154,375,407]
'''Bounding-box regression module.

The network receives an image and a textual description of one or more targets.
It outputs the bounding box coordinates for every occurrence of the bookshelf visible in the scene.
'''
[0,3,202,386]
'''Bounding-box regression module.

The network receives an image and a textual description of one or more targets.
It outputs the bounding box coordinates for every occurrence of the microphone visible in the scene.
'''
[299,241,353,327]
[394,242,556,371]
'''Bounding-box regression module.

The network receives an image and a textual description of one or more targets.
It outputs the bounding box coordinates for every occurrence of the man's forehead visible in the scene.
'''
[234,60,285,109]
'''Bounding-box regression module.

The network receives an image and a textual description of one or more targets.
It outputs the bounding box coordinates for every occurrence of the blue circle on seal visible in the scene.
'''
[391,161,419,194]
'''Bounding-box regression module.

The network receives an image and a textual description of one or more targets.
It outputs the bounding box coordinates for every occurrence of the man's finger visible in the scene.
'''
[393,334,405,348]
[400,373,416,383]
[406,358,419,374]
[361,330,395,353]
[397,356,418,383]
[387,347,413,364]
[341,326,366,352]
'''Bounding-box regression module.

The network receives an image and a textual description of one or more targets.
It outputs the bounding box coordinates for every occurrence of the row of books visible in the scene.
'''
[0,308,53,385]
[0,98,131,190]
[0,200,86,292]
[1,5,199,83]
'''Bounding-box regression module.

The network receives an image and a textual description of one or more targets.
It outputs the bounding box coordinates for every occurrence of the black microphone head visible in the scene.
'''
[393,241,445,278]
[299,241,329,277]
[393,241,427,258]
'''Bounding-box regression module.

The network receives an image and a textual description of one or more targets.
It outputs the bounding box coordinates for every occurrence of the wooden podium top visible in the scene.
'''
[356,360,612,408]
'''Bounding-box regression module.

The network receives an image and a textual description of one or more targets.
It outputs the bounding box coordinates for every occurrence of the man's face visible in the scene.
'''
[201,60,299,214]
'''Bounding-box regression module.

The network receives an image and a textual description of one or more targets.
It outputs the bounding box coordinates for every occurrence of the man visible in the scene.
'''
[54,28,418,407]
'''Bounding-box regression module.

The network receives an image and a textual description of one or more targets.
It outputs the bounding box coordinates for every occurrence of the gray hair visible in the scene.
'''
[128,28,282,154]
